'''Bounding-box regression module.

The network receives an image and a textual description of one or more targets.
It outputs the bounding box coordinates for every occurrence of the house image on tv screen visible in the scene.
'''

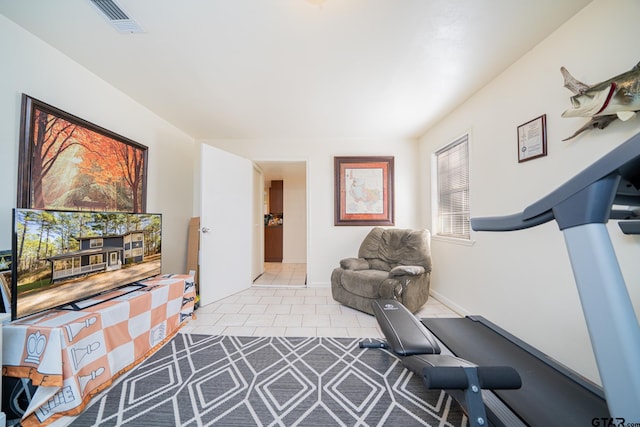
[48,231,145,281]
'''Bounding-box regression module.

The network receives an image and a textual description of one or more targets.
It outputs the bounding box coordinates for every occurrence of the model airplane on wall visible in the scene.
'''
[561,61,640,140]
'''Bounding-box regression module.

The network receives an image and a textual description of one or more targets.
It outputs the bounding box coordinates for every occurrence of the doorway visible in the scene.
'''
[254,160,307,286]
[254,262,307,286]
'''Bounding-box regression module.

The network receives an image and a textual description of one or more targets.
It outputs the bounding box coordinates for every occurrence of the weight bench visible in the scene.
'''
[361,299,521,427]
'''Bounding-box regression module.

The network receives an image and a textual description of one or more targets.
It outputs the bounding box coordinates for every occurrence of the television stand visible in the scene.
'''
[58,282,148,311]
[1,273,195,426]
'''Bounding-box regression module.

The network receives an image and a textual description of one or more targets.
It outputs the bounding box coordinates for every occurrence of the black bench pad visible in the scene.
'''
[371,299,440,356]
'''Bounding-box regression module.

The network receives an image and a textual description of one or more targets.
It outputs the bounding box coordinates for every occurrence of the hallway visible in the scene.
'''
[253,262,306,286]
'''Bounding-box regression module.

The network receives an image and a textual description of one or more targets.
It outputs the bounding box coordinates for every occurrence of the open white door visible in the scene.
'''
[199,144,252,306]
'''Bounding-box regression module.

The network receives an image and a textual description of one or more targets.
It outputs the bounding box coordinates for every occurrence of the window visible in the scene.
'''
[89,238,103,248]
[53,257,80,271]
[433,134,470,240]
[89,254,104,265]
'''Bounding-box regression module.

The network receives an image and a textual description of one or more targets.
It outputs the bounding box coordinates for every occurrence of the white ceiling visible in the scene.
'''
[0,0,592,141]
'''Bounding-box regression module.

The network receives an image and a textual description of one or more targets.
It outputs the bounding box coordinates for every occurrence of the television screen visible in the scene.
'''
[11,208,162,320]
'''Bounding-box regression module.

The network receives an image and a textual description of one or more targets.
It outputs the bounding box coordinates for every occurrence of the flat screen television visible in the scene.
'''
[11,208,162,320]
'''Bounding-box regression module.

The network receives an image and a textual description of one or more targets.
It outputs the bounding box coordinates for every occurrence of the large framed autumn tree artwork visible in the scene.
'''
[17,94,148,213]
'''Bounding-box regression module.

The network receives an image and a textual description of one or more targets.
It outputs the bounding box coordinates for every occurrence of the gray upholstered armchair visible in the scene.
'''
[331,227,432,315]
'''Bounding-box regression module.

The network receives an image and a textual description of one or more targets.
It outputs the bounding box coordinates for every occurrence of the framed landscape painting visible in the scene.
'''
[17,94,148,213]
[334,156,394,226]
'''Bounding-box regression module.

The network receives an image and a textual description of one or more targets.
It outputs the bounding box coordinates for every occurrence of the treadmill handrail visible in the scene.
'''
[470,210,555,231]
[471,131,640,232]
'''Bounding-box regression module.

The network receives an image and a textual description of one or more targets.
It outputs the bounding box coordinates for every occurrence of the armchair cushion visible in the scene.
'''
[339,258,370,271]
[340,270,390,299]
[389,265,425,277]
[367,259,392,271]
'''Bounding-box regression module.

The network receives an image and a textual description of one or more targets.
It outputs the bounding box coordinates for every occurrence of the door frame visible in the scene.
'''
[252,164,264,281]
[253,159,309,275]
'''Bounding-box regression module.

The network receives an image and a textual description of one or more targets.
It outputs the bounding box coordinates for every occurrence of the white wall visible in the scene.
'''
[418,0,640,384]
[0,16,195,274]
[282,165,307,264]
[205,137,421,286]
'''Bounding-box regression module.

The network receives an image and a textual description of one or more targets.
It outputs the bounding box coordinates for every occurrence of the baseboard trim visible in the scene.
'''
[306,281,330,288]
[429,289,470,317]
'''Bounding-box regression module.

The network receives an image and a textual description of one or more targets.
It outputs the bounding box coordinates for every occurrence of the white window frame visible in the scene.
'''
[89,254,104,265]
[432,133,472,244]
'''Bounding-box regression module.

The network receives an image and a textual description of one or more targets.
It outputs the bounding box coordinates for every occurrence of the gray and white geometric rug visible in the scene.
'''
[69,334,467,426]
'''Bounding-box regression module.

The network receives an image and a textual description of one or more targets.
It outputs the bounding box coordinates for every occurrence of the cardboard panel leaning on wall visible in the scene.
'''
[418,0,640,385]
[0,15,195,274]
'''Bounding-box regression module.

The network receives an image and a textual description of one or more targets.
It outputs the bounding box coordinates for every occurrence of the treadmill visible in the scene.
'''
[366,132,640,425]
[451,130,640,423]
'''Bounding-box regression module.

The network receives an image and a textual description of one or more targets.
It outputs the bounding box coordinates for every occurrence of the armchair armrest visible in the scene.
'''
[389,265,426,277]
[340,257,370,271]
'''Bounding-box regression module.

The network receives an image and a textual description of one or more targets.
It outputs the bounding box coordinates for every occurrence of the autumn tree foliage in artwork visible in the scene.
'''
[23,100,147,212]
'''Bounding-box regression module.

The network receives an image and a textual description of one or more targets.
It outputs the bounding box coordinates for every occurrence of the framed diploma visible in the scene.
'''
[517,114,547,163]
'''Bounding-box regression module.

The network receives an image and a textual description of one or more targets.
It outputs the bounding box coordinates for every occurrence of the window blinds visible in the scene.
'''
[435,134,470,239]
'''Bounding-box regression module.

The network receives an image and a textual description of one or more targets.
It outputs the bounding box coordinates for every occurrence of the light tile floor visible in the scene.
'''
[253,262,307,286]
[181,264,459,338]
[53,266,459,427]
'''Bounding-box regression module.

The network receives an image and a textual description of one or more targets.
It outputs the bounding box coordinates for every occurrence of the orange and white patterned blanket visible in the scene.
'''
[2,274,195,426]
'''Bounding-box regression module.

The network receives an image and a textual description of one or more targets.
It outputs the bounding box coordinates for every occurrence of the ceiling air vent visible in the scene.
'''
[89,0,145,33]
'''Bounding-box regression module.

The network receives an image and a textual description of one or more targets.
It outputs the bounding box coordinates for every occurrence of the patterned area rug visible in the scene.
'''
[69,334,467,426]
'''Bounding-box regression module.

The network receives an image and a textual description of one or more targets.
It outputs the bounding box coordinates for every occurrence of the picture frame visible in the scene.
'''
[334,156,394,226]
[0,250,11,313]
[0,249,11,273]
[0,271,11,313]
[0,272,11,314]
[17,94,148,213]
[517,114,547,163]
